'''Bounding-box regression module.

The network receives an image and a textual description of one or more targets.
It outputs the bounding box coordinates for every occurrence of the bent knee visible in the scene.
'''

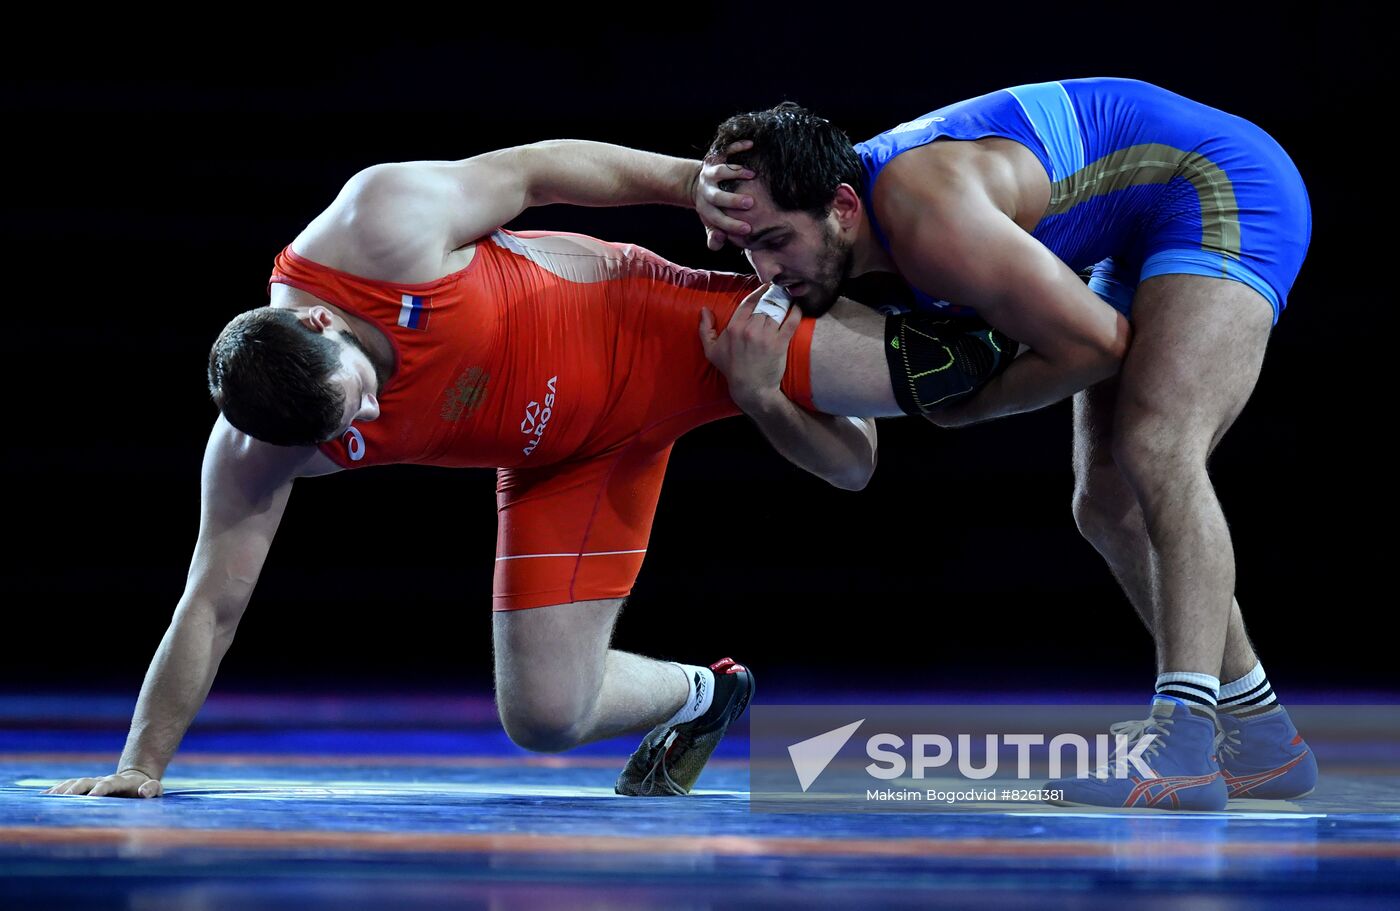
[498,698,590,754]
[1072,484,1142,549]
[1110,423,1210,494]
[1072,461,1139,537]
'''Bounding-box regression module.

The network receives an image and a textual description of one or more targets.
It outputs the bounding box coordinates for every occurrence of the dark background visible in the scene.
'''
[2,12,1389,697]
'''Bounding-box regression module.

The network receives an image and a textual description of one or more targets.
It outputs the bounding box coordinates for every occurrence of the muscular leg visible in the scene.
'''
[1073,378,1259,680]
[1072,377,1156,633]
[1104,274,1273,677]
[807,298,901,416]
[493,598,690,753]
[813,285,1270,679]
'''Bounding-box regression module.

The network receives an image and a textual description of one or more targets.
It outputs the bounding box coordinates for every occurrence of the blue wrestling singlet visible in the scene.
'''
[855,78,1311,324]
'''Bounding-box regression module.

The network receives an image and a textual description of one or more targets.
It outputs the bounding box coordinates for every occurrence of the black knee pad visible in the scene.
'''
[884,314,1018,415]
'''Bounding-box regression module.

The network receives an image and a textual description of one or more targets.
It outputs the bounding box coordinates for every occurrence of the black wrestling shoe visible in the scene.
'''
[614,657,754,796]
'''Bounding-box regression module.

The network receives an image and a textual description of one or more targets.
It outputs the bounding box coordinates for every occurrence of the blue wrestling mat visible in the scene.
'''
[3,690,1397,909]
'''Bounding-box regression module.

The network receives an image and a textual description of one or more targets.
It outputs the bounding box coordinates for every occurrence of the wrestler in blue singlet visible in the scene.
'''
[856,77,1311,324]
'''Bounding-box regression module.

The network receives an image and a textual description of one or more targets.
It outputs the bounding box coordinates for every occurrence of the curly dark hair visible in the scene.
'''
[708,102,863,217]
[208,307,346,446]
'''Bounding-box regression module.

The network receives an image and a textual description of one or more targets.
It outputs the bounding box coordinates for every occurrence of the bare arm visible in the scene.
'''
[738,395,879,492]
[700,287,878,491]
[46,418,311,796]
[350,140,756,255]
[879,175,1132,425]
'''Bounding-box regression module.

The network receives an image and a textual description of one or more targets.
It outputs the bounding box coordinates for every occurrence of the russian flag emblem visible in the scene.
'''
[398,293,432,330]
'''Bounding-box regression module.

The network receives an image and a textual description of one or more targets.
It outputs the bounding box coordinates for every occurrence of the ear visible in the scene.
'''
[831,184,863,230]
[356,393,381,423]
[299,306,336,334]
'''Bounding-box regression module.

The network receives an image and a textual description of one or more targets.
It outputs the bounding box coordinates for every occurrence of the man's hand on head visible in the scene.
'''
[696,140,757,250]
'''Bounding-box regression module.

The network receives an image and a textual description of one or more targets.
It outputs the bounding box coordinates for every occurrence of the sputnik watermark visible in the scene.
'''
[787,719,1158,793]
[863,732,1157,782]
[749,705,1195,813]
[751,703,1400,815]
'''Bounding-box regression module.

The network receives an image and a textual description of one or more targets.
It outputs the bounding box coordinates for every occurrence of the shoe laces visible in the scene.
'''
[1089,715,1173,778]
[1216,725,1242,761]
[634,731,688,796]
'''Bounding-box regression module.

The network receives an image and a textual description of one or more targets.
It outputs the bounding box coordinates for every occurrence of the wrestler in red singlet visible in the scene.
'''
[269,229,816,611]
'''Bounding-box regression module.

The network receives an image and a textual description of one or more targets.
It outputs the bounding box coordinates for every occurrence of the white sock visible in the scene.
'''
[664,663,716,725]
[1156,671,1220,708]
[1220,661,1280,717]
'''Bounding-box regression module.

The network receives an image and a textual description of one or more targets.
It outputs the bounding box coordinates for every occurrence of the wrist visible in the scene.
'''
[681,159,703,209]
[734,385,788,416]
[119,753,164,777]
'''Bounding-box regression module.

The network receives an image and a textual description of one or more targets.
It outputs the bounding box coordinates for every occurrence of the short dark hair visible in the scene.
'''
[708,102,863,218]
[208,307,345,446]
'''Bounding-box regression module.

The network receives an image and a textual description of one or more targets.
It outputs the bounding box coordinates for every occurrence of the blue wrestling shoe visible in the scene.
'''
[1047,697,1228,811]
[1218,706,1318,800]
[615,657,754,796]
